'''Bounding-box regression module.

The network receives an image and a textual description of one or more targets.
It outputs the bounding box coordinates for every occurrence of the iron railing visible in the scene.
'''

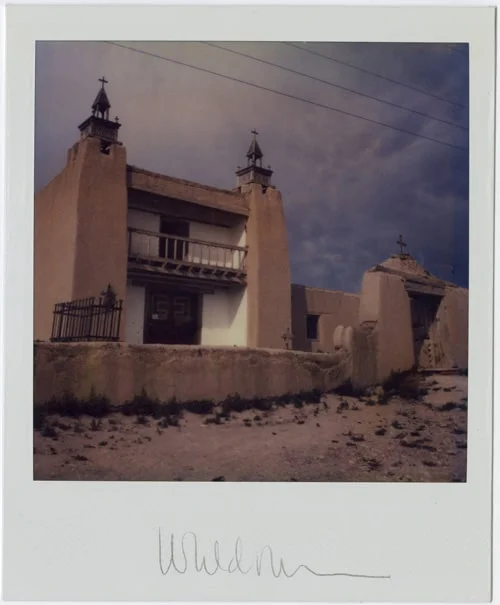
[127,227,247,273]
[51,296,123,342]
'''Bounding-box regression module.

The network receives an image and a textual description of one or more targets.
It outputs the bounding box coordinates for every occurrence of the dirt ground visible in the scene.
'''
[34,373,467,482]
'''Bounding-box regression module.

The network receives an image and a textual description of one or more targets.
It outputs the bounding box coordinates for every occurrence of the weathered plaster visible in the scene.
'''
[34,342,351,405]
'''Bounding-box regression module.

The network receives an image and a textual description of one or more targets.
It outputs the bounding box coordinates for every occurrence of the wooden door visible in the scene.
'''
[144,290,199,345]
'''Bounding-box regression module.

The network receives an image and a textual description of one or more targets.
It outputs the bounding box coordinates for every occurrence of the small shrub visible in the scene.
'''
[382,371,427,401]
[333,381,364,397]
[43,389,111,418]
[42,424,58,439]
[441,401,467,412]
[336,400,349,413]
[46,392,82,417]
[221,393,249,415]
[84,388,112,417]
[253,398,273,412]
[73,454,88,462]
[185,399,215,415]
[276,393,294,406]
[135,415,149,425]
[33,407,47,431]
[122,389,159,417]
[52,419,71,431]
[164,396,182,416]
[301,389,322,404]
[90,418,101,431]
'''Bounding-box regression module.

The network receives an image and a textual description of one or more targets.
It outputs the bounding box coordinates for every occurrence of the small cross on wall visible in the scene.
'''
[281,327,293,350]
[397,234,407,256]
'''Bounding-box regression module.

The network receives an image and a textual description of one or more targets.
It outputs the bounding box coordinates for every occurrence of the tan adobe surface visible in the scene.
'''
[127,165,249,216]
[369,254,454,287]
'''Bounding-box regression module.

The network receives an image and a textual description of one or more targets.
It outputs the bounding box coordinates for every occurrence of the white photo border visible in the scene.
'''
[2,4,494,602]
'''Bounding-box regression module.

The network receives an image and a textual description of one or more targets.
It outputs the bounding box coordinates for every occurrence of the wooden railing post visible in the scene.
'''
[126,227,248,279]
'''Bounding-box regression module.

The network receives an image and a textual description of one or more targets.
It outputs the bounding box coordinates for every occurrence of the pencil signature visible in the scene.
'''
[158,530,391,579]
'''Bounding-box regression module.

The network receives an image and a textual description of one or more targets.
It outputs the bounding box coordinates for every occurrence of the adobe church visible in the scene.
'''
[34,79,468,392]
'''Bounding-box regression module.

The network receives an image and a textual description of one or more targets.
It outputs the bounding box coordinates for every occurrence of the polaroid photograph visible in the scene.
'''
[2,4,495,602]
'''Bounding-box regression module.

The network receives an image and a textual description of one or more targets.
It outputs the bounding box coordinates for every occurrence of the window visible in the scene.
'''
[306,314,319,340]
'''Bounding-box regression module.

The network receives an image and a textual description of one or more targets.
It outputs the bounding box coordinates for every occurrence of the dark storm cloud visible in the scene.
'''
[35,41,469,292]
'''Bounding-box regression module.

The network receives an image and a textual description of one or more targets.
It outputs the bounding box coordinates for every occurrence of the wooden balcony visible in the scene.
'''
[127,227,247,285]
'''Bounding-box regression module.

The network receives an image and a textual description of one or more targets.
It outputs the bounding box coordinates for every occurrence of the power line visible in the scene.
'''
[105,42,468,152]
[282,42,468,109]
[203,42,467,132]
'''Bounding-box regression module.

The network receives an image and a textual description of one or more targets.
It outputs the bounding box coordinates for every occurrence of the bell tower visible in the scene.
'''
[236,131,292,349]
[34,76,128,340]
[235,130,273,189]
[77,77,122,154]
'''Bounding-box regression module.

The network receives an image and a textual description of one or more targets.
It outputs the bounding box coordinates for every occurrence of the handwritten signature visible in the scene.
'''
[158,530,391,579]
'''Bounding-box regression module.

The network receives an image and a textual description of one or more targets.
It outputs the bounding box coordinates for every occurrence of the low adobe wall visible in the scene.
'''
[291,284,360,353]
[34,343,351,405]
[358,271,414,382]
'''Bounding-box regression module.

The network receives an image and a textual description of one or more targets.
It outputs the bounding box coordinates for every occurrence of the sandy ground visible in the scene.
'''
[34,373,467,482]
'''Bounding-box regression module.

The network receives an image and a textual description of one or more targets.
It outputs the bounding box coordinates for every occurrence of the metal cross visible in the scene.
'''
[397,234,407,255]
[251,129,259,137]
[99,76,108,87]
[281,327,293,350]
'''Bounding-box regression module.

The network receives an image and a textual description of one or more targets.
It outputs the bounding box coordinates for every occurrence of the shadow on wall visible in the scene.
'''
[409,294,443,369]
[291,285,311,352]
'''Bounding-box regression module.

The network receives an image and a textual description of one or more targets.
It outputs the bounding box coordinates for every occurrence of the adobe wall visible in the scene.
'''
[358,271,414,382]
[291,285,360,352]
[244,184,292,349]
[34,153,81,341]
[34,343,351,405]
[35,137,129,341]
[127,166,249,216]
[332,324,377,390]
[72,138,128,321]
[441,286,469,369]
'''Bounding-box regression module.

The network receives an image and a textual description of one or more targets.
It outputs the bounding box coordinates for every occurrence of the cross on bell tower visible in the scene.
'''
[397,234,408,256]
[236,129,273,189]
[78,77,122,153]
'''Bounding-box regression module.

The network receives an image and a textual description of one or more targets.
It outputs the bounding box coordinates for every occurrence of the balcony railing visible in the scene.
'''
[127,227,247,284]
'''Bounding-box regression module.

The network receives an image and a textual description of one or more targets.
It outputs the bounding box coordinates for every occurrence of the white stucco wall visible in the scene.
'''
[200,287,247,346]
[128,208,160,257]
[125,283,146,344]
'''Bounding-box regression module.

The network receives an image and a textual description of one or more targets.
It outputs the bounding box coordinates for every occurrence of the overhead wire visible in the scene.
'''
[105,42,468,152]
[203,42,467,132]
[282,42,468,109]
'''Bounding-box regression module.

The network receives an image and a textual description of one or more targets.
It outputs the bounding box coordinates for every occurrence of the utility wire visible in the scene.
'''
[203,42,467,131]
[106,42,468,151]
[282,42,468,109]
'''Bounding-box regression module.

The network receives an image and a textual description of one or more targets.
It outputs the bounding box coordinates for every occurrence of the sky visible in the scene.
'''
[34,41,469,293]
